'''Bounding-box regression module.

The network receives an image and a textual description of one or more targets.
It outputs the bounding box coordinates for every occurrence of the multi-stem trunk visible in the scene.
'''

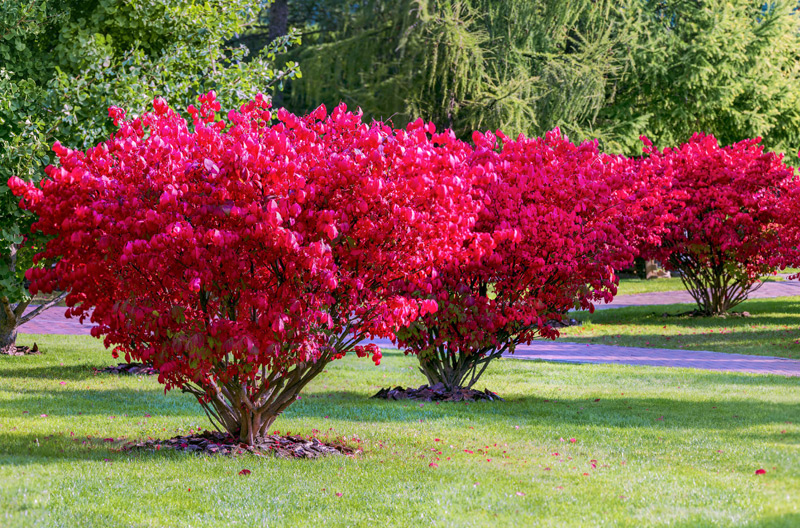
[672,254,758,316]
[184,354,332,445]
[417,345,505,392]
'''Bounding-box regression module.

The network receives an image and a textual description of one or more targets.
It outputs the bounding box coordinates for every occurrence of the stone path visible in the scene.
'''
[16,304,800,377]
[598,279,800,310]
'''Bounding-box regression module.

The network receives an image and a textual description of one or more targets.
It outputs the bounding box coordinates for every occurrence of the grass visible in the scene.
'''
[1,335,799,527]
[616,278,687,295]
[564,297,800,359]
[615,274,791,296]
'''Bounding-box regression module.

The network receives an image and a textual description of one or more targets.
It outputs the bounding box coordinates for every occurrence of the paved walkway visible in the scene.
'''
[16,304,800,377]
[598,280,800,310]
[19,306,92,335]
[509,341,800,377]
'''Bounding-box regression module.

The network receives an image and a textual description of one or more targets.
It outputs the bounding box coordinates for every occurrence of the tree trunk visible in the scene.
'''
[672,255,754,316]
[0,296,21,354]
[0,316,18,354]
[0,290,68,354]
[268,0,289,43]
[268,0,289,108]
[188,355,331,445]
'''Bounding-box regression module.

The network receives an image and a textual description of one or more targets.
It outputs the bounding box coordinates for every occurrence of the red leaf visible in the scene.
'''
[755,469,766,475]
[238,469,251,476]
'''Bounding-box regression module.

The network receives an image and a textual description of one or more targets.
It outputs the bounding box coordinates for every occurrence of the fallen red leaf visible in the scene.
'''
[238,469,251,476]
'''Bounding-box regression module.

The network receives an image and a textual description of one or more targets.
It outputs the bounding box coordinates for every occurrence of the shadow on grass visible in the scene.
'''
[2,386,797,464]
[0,432,197,465]
[0,386,200,418]
[289,389,800,431]
[673,513,800,528]
[0,363,122,381]
[576,299,800,329]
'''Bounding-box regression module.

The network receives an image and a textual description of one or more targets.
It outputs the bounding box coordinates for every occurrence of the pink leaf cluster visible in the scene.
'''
[636,133,799,283]
[395,129,640,358]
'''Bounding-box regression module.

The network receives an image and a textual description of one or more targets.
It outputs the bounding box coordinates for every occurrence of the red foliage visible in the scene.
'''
[635,133,799,314]
[394,129,639,390]
[12,93,487,442]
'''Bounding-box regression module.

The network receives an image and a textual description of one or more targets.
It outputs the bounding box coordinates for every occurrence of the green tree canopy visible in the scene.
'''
[0,0,299,351]
[283,0,800,157]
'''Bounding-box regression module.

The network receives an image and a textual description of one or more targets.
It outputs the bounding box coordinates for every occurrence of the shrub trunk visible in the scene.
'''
[417,345,504,392]
[672,255,758,316]
[184,357,330,445]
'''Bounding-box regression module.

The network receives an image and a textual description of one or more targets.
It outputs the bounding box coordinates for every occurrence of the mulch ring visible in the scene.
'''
[95,362,157,375]
[125,430,358,459]
[372,383,503,402]
[661,310,751,318]
[1,343,40,356]
[546,317,582,328]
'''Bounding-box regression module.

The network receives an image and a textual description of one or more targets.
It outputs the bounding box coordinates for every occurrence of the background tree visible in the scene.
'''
[635,134,798,316]
[279,0,628,142]
[277,0,800,157]
[0,0,299,354]
[598,0,800,156]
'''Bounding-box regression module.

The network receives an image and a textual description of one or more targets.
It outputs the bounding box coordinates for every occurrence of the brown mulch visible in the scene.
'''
[660,310,751,318]
[124,430,358,459]
[1,343,40,356]
[95,362,157,375]
[372,383,503,402]
[546,317,583,328]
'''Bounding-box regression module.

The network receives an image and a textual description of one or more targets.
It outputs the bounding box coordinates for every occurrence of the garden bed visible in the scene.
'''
[125,430,357,459]
[372,383,502,402]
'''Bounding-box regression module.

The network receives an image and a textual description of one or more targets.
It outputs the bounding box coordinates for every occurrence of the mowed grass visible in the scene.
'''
[564,297,800,359]
[615,277,687,295]
[615,275,790,296]
[1,335,799,527]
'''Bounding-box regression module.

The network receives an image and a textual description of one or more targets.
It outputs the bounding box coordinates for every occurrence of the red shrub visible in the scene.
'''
[635,133,798,315]
[394,129,639,391]
[11,94,486,443]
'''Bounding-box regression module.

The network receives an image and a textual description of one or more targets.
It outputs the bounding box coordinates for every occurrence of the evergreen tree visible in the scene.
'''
[282,0,800,157]
[601,0,800,156]
[282,0,631,141]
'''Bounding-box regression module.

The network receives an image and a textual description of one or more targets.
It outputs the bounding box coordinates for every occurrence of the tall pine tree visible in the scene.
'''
[280,0,800,156]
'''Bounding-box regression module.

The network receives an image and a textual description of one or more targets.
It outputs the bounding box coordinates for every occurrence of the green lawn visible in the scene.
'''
[2,335,799,527]
[615,275,790,296]
[564,297,800,359]
[616,278,687,295]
